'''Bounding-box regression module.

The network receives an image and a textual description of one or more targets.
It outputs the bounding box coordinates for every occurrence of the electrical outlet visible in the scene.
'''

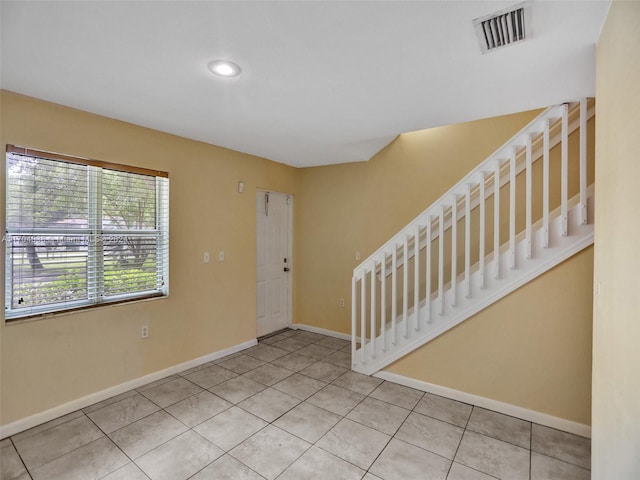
[219,251,225,262]
[141,325,149,339]
[339,298,345,308]
[203,252,210,263]
[355,251,361,260]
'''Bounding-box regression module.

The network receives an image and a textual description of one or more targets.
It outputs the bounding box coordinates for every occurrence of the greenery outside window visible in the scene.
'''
[5,145,169,320]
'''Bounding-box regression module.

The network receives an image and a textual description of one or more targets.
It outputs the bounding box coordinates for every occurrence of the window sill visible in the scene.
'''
[3,294,169,326]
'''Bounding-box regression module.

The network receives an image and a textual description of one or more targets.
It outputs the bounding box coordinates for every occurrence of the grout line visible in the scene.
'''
[445,405,474,479]
[9,437,33,479]
[530,423,533,480]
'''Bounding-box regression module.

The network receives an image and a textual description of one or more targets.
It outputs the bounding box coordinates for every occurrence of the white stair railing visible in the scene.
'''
[351,99,595,375]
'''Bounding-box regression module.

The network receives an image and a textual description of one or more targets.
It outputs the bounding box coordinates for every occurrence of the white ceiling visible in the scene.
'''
[0,1,610,168]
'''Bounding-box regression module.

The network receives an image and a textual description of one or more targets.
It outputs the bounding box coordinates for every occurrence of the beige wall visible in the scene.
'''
[296,109,594,425]
[387,246,593,425]
[297,109,540,332]
[593,1,640,477]
[0,91,298,425]
[1,87,596,430]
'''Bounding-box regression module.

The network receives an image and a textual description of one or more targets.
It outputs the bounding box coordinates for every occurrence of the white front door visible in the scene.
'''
[256,191,291,337]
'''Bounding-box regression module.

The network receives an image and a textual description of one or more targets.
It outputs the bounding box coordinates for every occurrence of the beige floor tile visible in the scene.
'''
[271,352,317,372]
[101,462,150,480]
[244,344,289,362]
[184,365,238,389]
[1,441,31,480]
[241,363,293,386]
[316,418,390,470]
[274,402,341,443]
[532,424,591,469]
[447,462,497,479]
[136,430,223,480]
[414,392,472,428]
[467,407,531,449]
[139,377,202,408]
[10,410,84,443]
[190,454,264,480]
[272,373,327,400]
[347,397,410,435]
[86,393,159,433]
[178,361,217,377]
[300,361,349,383]
[270,337,311,352]
[208,376,266,404]
[30,437,127,480]
[296,344,336,360]
[395,412,464,459]
[165,391,232,427]
[237,387,300,422]
[369,381,423,410]
[332,371,382,395]
[278,446,364,480]
[194,406,267,451]
[323,350,352,369]
[293,331,326,343]
[314,337,350,350]
[229,425,310,480]
[13,415,104,470]
[307,385,364,416]
[455,430,529,480]
[109,410,187,459]
[370,438,451,480]
[531,451,591,480]
[216,355,266,374]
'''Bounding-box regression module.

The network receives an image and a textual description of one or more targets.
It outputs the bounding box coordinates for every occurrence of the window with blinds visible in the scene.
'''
[5,145,169,320]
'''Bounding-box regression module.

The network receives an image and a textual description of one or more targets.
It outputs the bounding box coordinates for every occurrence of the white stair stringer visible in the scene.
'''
[353,189,594,376]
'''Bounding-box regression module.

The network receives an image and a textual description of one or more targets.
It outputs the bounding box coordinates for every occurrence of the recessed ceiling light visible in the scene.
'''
[207,60,241,78]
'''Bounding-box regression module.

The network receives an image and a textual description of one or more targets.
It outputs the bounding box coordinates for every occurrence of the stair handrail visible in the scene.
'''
[352,101,591,279]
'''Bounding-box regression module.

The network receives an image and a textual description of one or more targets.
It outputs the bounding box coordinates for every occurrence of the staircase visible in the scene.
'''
[351,99,595,375]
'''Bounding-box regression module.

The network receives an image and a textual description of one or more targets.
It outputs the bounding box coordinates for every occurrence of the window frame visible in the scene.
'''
[4,145,169,321]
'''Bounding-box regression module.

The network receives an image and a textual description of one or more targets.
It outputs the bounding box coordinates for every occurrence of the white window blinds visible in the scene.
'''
[5,145,169,320]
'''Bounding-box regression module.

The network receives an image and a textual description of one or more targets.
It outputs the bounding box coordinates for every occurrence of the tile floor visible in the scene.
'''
[0,328,591,480]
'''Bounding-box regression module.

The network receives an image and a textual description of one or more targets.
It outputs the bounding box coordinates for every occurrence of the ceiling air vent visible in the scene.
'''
[473,1,532,54]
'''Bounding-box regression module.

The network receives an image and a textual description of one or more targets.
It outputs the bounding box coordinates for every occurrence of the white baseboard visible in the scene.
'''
[290,323,352,341]
[0,339,257,439]
[287,325,590,438]
[375,371,591,439]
